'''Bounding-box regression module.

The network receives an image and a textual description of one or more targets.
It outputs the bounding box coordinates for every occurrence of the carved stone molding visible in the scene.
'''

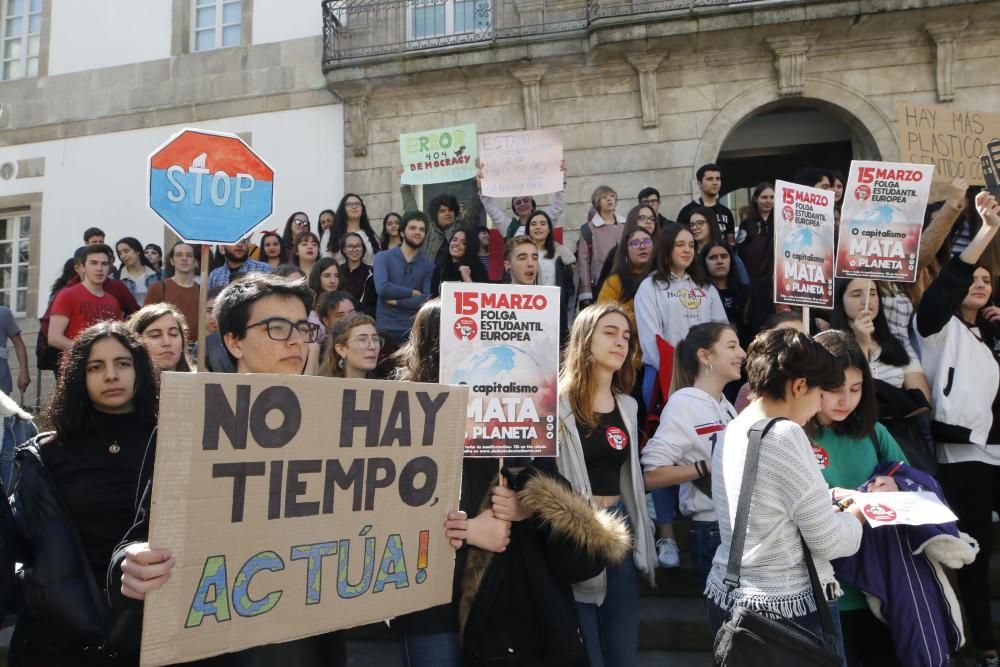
[765,35,817,97]
[513,0,544,27]
[331,82,372,157]
[925,20,968,103]
[626,53,665,128]
[512,64,548,130]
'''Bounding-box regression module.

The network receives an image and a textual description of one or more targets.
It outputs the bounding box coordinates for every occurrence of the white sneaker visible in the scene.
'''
[656,537,680,568]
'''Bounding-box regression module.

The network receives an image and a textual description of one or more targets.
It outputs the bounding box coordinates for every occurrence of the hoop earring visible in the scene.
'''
[338,357,345,369]
[706,363,714,377]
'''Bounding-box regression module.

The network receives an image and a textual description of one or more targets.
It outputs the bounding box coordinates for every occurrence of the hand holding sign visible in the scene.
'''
[478,130,564,197]
[121,543,175,601]
[977,191,1000,230]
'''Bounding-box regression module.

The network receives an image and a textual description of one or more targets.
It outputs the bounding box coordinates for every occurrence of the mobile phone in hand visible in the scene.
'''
[984,139,1000,200]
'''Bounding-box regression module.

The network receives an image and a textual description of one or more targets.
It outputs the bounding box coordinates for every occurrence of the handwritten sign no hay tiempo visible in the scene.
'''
[140,373,466,665]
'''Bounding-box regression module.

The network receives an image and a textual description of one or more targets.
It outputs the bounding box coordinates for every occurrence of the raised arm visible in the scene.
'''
[918,178,968,271]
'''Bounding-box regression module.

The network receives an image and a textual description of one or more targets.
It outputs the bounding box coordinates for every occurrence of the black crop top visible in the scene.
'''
[580,407,630,496]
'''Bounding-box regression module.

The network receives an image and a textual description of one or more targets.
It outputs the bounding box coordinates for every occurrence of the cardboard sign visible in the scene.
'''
[773,180,836,308]
[439,283,560,457]
[147,128,275,244]
[140,373,467,666]
[400,124,478,186]
[898,101,1000,191]
[854,491,958,528]
[478,129,564,197]
[835,161,933,282]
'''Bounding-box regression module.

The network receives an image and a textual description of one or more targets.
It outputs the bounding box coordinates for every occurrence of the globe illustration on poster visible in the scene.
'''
[783,227,823,256]
[850,203,904,227]
[451,345,545,388]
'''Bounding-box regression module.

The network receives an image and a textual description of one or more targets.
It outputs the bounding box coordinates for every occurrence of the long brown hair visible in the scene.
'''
[318,313,377,378]
[670,322,736,393]
[558,302,636,431]
[391,298,441,383]
[127,302,192,372]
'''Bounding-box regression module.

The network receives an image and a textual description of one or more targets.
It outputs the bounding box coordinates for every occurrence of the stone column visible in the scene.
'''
[331,82,372,157]
[626,53,665,128]
[765,35,817,97]
[512,64,548,130]
[925,20,968,103]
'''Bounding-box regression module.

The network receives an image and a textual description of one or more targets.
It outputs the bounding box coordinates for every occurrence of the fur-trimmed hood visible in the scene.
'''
[458,470,631,640]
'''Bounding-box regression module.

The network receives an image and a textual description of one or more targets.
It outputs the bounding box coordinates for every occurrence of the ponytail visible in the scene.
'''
[671,322,737,393]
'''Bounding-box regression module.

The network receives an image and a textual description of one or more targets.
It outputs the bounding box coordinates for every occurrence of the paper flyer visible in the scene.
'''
[854,491,958,528]
[439,283,560,457]
[835,161,933,282]
[773,179,836,308]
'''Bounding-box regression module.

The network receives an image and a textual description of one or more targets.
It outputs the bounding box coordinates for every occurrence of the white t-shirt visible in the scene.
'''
[869,343,923,389]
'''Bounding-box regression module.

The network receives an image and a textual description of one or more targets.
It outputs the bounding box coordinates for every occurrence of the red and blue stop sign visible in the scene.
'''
[147,128,274,243]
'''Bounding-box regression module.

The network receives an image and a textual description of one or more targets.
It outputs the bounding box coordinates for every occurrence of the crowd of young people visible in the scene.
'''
[2,161,1000,667]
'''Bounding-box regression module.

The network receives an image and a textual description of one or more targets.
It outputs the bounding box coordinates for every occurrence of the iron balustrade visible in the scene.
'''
[322,0,790,66]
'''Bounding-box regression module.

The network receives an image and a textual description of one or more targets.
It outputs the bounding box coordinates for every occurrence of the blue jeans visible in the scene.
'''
[399,631,460,667]
[575,503,641,667]
[651,485,677,525]
[707,597,847,666]
[689,521,721,591]
[0,415,16,490]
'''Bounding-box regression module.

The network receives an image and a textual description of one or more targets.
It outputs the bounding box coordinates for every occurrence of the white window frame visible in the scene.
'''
[192,0,242,52]
[1,0,42,81]
[406,0,488,41]
[0,211,31,316]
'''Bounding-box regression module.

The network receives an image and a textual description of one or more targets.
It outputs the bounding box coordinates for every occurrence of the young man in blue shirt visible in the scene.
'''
[373,211,434,343]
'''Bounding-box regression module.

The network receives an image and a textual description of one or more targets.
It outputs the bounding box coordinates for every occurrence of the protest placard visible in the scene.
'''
[773,180,836,308]
[835,161,933,282]
[898,101,1000,192]
[400,124,478,186]
[478,129,563,197]
[854,491,958,528]
[439,283,560,457]
[140,373,467,666]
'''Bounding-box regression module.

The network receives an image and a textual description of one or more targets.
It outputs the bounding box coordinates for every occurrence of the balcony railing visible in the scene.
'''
[322,0,775,66]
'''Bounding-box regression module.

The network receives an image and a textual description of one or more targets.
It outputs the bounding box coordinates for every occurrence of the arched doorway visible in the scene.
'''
[691,79,898,216]
[717,103,866,194]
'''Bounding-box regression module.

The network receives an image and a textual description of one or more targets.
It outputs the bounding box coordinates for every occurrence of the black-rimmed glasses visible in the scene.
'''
[247,317,320,343]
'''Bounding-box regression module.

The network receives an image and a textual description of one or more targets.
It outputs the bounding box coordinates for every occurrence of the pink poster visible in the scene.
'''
[478,129,563,197]
[835,161,933,282]
[773,180,836,308]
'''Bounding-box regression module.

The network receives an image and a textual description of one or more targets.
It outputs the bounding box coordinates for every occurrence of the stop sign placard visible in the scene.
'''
[147,128,274,244]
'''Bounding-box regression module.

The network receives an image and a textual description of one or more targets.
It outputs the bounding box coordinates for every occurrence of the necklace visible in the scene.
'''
[108,440,120,454]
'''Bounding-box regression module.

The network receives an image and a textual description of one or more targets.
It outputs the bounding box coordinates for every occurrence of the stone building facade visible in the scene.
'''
[0,0,344,405]
[323,0,999,236]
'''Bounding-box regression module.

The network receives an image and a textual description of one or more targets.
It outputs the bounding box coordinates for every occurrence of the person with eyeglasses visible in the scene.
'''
[598,207,657,375]
[112,272,346,666]
[281,211,311,260]
[637,187,675,227]
[690,207,750,287]
[322,194,381,265]
[676,163,736,244]
[143,241,202,341]
[340,232,376,315]
[318,313,383,379]
[594,204,659,299]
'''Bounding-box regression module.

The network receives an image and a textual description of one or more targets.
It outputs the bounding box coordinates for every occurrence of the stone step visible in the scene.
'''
[345,639,713,665]
[639,597,713,652]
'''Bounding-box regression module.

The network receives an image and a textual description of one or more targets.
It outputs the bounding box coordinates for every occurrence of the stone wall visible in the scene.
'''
[333,0,1000,245]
